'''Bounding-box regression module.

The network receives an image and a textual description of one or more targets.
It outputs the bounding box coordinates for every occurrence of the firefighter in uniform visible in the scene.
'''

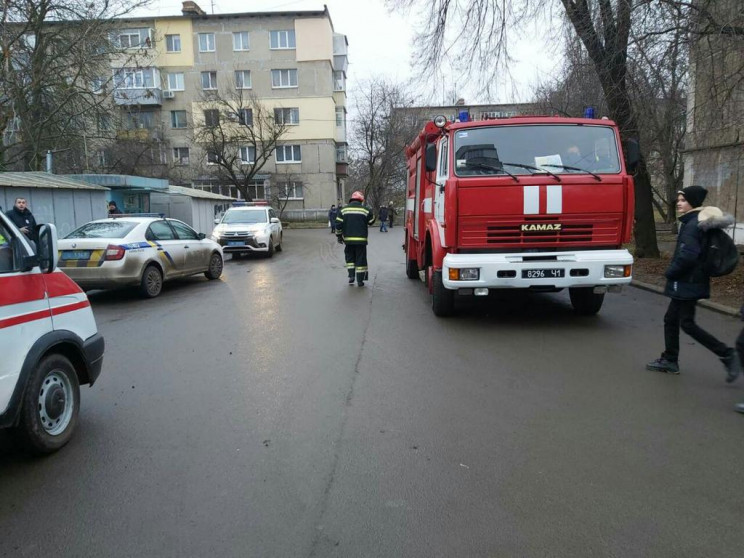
[336,191,375,286]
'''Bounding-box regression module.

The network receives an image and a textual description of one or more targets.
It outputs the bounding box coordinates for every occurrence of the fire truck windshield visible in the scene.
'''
[453,124,621,178]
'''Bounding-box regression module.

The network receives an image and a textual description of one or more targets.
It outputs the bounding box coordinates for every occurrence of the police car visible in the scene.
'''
[210,203,283,258]
[0,211,104,454]
[57,216,224,298]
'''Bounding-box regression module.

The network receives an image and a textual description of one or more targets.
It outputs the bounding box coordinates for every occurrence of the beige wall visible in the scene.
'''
[155,19,195,68]
[295,18,333,62]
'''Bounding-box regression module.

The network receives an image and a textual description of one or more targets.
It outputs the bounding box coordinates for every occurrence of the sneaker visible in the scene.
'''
[735,402,744,414]
[646,358,680,374]
[721,349,741,384]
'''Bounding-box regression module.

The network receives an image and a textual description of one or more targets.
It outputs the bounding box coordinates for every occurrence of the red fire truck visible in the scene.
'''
[404,115,638,316]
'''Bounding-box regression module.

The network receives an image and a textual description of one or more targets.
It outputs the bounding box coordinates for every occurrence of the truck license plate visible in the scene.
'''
[522,268,565,279]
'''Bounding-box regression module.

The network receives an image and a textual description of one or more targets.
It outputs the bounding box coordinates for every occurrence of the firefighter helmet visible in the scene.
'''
[350,191,365,202]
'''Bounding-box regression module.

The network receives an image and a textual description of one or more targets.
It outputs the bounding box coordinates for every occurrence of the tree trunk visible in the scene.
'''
[631,155,661,258]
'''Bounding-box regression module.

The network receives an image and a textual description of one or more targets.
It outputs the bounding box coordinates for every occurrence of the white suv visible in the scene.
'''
[211,205,283,258]
[0,212,104,454]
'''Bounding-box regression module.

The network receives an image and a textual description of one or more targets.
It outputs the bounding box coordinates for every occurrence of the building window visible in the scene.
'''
[271,69,298,88]
[270,30,296,49]
[335,107,344,127]
[333,71,345,91]
[173,147,190,165]
[114,68,156,89]
[336,144,347,163]
[97,150,108,168]
[167,72,184,91]
[118,28,150,49]
[235,70,251,89]
[233,31,249,51]
[277,181,303,199]
[170,110,187,129]
[97,114,111,132]
[275,145,301,163]
[274,107,299,125]
[91,76,105,95]
[201,71,217,90]
[239,146,255,164]
[203,109,219,127]
[165,34,181,52]
[198,33,215,52]
[246,179,266,200]
[238,108,253,126]
[124,111,155,130]
[207,150,220,165]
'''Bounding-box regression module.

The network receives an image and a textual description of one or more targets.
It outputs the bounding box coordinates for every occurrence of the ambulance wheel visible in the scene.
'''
[205,252,223,280]
[569,287,604,315]
[432,270,455,317]
[266,239,274,258]
[14,353,80,455]
[140,264,163,298]
[276,234,283,252]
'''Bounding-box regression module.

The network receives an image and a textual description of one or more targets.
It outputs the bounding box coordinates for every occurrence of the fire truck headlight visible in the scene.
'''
[604,264,632,278]
[449,268,479,281]
[433,115,447,128]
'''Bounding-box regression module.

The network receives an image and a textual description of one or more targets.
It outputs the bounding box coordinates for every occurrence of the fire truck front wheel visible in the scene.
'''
[432,270,455,317]
[405,241,418,279]
[569,287,605,315]
[14,353,80,455]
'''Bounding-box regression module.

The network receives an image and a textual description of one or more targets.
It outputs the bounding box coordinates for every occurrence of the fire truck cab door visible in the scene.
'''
[434,137,448,226]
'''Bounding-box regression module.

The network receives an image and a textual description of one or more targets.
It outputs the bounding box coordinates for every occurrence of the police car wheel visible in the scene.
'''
[14,354,80,455]
[275,234,283,252]
[205,252,223,280]
[266,239,274,258]
[140,265,163,298]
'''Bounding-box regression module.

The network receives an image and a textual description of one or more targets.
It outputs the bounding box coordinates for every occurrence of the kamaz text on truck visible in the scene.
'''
[403,115,639,317]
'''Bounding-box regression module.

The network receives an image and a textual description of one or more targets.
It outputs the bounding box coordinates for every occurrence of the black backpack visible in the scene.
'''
[702,228,739,277]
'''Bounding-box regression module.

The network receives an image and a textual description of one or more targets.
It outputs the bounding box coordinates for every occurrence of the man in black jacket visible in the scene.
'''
[5,197,38,244]
[647,185,741,382]
[336,191,375,286]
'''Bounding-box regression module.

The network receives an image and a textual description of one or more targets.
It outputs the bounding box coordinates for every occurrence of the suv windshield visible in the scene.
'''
[454,124,621,177]
[222,210,267,224]
[66,221,138,239]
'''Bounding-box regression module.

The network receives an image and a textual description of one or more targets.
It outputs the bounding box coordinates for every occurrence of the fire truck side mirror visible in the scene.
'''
[625,138,640,173]
[425,143,437,172]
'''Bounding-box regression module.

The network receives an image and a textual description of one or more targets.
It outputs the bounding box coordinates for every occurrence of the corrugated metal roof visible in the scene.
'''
[167,185,234,200]
[0,172,109,191]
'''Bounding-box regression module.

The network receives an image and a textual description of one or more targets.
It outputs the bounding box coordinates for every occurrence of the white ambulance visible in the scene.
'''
[0,211,104,454]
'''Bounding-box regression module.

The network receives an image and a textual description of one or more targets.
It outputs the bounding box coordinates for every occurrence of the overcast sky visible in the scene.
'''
[141,0,560,107]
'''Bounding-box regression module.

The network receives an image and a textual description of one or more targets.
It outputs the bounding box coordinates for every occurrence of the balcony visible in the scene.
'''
[116,128,163,141]
[113,88,162,106]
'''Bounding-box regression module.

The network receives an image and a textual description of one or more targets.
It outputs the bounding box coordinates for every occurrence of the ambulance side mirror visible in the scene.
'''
[36,224,58,274]
[425,144,437,172]
[625,138,640,173]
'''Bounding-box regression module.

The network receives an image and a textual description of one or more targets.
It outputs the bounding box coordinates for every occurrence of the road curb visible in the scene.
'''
[631,280,739,317]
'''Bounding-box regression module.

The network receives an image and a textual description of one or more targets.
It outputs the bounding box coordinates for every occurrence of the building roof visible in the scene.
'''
[68,174,169,190]
[0,172,109,191]
[167,185,234,201]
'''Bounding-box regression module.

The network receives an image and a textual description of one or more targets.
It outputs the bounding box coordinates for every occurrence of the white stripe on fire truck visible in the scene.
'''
[546,185,562,214]
[523,186,539,215]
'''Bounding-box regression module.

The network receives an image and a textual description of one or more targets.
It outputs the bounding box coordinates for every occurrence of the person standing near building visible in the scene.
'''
[336,191,375,286]
[646,185,741,381]
[387,201,396,229]
[108,201,121,216]
[378,204,389,232]
[5,197,38,244]
[328,204,338,234]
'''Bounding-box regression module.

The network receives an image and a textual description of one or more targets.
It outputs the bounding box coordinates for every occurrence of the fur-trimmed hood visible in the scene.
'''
[696,206,735,231]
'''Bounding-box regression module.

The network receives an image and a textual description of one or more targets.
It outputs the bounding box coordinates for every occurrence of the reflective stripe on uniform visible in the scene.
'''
[343,237,367,242]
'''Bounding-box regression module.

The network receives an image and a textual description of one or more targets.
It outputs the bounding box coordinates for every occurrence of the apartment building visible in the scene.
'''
[104,1,349,211]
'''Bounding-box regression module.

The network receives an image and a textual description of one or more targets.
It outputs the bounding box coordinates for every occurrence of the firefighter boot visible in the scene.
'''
[357,271,365,287]
[348,269,355,285]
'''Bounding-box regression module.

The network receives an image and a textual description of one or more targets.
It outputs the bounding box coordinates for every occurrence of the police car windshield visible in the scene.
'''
[223,210,267,224]
[454,124,621,177]
[67,221,138,239]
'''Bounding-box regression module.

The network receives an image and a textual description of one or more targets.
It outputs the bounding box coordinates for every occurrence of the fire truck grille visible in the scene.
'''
[459,216,622,247]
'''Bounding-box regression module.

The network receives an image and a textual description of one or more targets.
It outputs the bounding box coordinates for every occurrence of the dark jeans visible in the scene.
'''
[662,298,729,362]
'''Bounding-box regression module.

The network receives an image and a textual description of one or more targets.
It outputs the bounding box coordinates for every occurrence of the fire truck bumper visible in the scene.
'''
[442,249,633,291]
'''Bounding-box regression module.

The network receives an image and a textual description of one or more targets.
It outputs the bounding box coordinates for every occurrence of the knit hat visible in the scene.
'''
[678,185,708,208]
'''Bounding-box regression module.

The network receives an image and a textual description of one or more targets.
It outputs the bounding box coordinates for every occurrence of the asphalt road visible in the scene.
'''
[2,228,744,558]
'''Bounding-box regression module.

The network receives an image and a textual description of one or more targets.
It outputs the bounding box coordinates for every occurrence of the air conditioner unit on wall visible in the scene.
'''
[163,90,175,99]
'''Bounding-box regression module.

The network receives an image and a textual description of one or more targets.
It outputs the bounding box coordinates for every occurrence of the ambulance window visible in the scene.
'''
[147,220,176,240]
[0,222,17,273]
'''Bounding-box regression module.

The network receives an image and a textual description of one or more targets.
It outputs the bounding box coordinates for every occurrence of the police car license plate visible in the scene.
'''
[227,241,245,247]
[62,251,90,260]
[522,268,564,279]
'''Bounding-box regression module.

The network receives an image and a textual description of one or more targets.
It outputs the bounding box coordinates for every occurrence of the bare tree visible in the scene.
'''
[350,79,419,211]
[0,0,151,171]
[191,87,287,201]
